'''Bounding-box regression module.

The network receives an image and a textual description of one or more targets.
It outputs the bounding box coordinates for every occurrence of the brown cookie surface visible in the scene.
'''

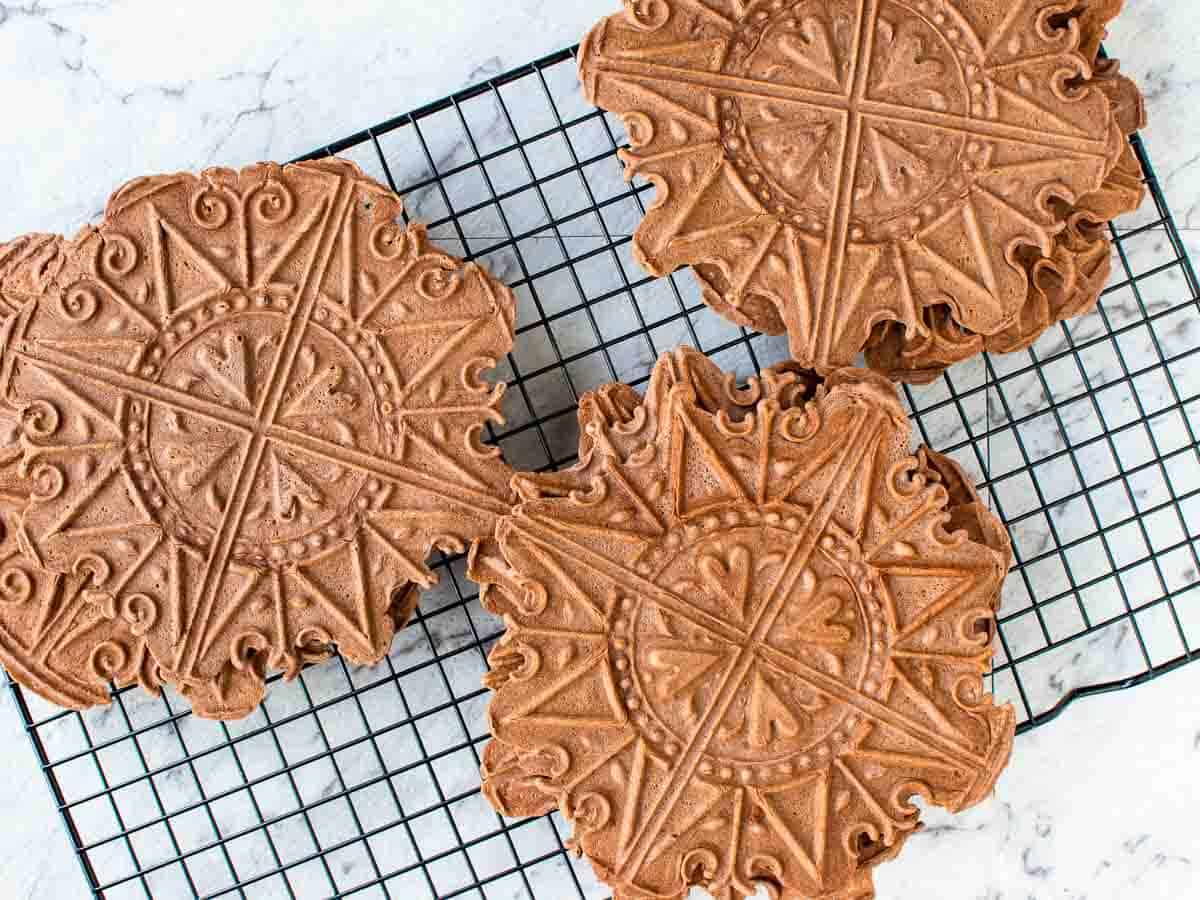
[0,238,162,708]
[861,0,1146,381]
[478,348,1014,900]
[580,0,1138,376]
[0,160,516,718]
[0,499,164,711]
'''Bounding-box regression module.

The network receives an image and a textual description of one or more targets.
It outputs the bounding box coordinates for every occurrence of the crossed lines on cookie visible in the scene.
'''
[503,404,991,880]
[593,0,1113,360]
[13,169,509,681]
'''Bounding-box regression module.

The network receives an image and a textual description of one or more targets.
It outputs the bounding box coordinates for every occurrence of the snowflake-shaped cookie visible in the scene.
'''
[580,0,1132,374]
[0,161,515,718]
[478,348,1014,900]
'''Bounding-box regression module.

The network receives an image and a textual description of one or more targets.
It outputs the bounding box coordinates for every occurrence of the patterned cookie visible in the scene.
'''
[0,160,516,718]
[477,348,1014,900]
[579,0,1141,377]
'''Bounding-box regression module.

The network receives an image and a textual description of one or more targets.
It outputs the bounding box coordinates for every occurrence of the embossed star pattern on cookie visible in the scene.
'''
[0,161,516,718]
[477,349,1014,900]
[580,0,1141,376]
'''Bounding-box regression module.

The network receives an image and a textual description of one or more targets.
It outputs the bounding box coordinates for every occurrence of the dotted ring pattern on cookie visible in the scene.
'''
[719,0,996,243]
[612,504,892,788]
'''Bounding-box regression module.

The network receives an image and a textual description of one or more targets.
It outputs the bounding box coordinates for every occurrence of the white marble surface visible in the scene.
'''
[0,1,1198,898]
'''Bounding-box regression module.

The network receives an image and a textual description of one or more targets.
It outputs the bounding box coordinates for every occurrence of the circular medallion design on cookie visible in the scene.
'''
[611,507,890,786]
[721,0,985,242]
[135,305,394,565]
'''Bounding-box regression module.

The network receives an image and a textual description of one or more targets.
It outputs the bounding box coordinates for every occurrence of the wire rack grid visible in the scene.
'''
[6,45,1200,900]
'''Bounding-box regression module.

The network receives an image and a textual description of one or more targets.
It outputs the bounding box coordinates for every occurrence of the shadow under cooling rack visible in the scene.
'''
[9,44,1200,900]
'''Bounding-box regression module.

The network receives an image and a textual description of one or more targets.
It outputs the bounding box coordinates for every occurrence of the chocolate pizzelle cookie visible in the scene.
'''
[579,0,1144,379]
[477,348,1014,899]
[0,161,516,718]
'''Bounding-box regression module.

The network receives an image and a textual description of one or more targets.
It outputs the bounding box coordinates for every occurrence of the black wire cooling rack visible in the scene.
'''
[7,44,1200,900]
